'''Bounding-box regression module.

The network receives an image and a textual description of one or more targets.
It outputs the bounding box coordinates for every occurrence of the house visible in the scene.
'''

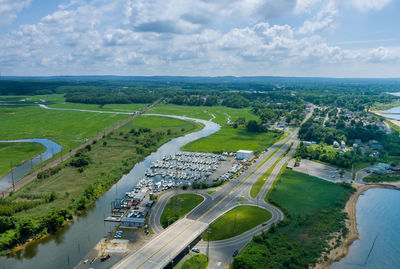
[303,141,312,146]
[333,141,340,148]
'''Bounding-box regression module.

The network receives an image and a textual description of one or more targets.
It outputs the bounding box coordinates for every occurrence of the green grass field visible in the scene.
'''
[205,205,272,241]
[49,102,147,112]
[269,170,352,216]
[0,142,45,178]
[182,127,281,154]
[160,193,204,228]
[12,116,201,218]
[0,105,129,150]
[233,169,354,268]
[148,104,281,154]
[147,104,258,125]
[181,254,209,269]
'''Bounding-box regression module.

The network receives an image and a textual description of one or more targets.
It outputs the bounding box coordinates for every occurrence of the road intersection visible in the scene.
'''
[113,107,314,269]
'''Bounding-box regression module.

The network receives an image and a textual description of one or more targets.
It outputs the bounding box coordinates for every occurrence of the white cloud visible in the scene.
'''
[0,0,31,26]
[0,0,399,77]
[295,0,321,14]
[349,0,392,11]
[297,0,337,35]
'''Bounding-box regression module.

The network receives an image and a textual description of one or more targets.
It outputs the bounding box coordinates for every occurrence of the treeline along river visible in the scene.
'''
[0,115,219,269]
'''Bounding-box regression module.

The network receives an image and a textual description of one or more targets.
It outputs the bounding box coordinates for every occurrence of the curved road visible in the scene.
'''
[114,108,314,269]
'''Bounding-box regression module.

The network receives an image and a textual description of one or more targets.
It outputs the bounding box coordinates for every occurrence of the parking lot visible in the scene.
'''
[288,159,352,183]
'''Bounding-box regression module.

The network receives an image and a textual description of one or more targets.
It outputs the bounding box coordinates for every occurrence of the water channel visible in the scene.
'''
[331,188,400,269]
[0,139,62,192]
[0,114,220,269]
[332,104,400,268]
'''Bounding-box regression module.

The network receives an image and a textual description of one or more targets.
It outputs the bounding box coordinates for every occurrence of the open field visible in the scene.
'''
[147,104,258,125]
[0,105,129,150]
[181,254,209,269]
[0,115,202,253]
[182,127,281,154]
[269,170,352,216]
[49,102,148,112]
[1,94,148,112]
[205,205,272,241]
[0,142,45,178]
[148,104,280,154]
[160,193,204,228]
[233,169,354,268]
[10,116,201,219]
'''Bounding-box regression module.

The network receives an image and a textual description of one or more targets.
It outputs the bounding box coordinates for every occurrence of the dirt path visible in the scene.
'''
[315,182,400,268]
[2,99,161,197]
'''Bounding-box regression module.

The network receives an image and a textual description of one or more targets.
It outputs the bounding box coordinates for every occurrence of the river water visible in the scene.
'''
[331,188,400,269]
[0,139,62,192]
[382,106,400,120]
[0,115,220,269]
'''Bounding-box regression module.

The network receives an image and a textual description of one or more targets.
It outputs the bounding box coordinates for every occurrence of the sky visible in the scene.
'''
[1,0,400,78]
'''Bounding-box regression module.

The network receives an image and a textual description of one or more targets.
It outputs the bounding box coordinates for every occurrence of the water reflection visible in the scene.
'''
[0,139,62,191]
[0,115,220,269]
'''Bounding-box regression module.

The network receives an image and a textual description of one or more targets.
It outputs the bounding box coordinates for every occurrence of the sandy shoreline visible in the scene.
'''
[371,110,400,128]
[315,182,400,269]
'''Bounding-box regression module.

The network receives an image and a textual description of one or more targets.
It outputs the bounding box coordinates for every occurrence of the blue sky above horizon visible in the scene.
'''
[1,0,400,78]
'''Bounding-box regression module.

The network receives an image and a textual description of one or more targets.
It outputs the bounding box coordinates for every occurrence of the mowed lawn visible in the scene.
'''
[268,169,352,216]
[0,105,129,149]
[0,142,45,178]
[160,193,204,228]
[205,205,272,241]
[182,127,281,154]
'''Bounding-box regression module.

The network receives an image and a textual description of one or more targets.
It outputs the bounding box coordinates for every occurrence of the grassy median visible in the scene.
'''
[204,205,272,241]
[160,193,204,228]
[181,254,209,269]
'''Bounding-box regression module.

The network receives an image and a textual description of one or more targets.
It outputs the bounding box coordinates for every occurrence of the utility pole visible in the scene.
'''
[10,161,15,191]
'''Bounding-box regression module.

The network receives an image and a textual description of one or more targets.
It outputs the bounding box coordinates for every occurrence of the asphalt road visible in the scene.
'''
[114,108,314,269]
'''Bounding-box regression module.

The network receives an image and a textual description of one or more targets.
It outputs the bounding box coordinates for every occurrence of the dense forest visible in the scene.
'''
[1,76,399,109]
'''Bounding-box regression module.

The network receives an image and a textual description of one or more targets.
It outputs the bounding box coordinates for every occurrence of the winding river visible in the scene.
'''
[0,139,62,192]
[0,114,220,269]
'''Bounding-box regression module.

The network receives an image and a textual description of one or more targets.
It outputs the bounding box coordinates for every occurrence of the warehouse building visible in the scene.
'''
[236,150,253,160]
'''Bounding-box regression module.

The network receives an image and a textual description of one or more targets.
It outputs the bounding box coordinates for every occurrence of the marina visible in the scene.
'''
[103,151,246,227]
